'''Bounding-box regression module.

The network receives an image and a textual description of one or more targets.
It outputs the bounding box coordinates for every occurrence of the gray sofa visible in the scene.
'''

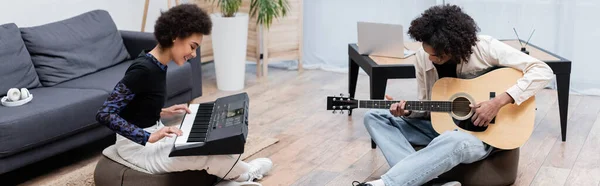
[0,10,203,174]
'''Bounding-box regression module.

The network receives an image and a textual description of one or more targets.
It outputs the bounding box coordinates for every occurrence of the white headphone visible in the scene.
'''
[7,88,30,102]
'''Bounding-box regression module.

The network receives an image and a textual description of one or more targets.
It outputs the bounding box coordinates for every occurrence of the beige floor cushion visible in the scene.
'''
[94,145,218,186]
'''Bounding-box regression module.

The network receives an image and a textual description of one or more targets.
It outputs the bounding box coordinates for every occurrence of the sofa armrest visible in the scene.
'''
[189,47,203,99]
[120,30,157,58]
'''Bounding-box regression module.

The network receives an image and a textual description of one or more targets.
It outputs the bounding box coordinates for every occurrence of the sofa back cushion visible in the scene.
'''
[0,23,42,96]
[20,10,130,86]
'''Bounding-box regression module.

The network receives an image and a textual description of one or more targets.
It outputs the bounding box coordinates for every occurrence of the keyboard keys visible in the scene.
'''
[186,103,213,143]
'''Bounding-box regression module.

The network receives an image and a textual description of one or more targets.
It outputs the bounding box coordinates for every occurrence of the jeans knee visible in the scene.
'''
[439,130,481,148]
[365,109,383,117]
[438,130,486,162]
[364,109,397,125]
[363,109,383,126]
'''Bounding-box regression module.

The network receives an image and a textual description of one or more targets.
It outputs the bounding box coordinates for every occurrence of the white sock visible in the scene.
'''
[233,173,250,182]
[226,160,252,182]
[367,179,385,186]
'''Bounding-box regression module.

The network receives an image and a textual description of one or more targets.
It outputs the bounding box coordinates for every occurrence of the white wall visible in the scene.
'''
[300,0,600,95]
[442,0,600,95]
[3,0,599,95]
[301,0,437,72]
[0,0,192,32]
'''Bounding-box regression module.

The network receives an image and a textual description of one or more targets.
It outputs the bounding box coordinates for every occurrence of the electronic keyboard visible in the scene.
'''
[169,92,249,157]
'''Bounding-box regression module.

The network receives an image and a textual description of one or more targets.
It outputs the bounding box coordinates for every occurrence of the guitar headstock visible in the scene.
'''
[327,93,358,113]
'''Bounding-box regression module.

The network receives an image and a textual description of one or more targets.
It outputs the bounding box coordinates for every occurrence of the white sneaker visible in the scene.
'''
[441,181,461,186]
[214,180,262,186]
[246,158,273,181]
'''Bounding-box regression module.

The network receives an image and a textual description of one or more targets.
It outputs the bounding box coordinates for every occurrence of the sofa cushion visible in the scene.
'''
[54,60,192,98]
[0,23,41,96]
[53,60,133,93]
[19,9,130,86]
[0,87,109,158]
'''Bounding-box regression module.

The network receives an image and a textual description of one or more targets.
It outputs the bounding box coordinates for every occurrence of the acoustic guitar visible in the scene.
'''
[327,67,535,150]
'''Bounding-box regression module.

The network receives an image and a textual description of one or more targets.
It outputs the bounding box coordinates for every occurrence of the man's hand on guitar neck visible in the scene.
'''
[469,92,515,127]
[386,95,411,117]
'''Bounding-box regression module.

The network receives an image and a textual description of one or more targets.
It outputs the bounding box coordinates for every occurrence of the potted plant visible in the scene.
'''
[206,0,290,91]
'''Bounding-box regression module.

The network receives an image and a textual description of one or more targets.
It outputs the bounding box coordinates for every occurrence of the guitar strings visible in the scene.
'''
[359,100,474,112]
[363,101,471,102]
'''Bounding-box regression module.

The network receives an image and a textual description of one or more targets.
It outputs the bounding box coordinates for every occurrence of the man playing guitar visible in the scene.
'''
[352,4,553,186]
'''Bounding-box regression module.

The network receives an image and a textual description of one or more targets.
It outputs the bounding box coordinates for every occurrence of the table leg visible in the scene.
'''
[370,75,387,100]
[369,75,388,149]
[348,57,359,116]
[556,73,570,142]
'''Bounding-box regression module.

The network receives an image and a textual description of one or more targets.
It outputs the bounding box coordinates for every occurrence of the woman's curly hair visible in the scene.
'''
[408,4,480,63]
[154,4,212,48]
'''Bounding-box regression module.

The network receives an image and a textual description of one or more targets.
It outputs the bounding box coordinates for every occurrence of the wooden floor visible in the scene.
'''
[193,63,600,186]
[4,62,599,186]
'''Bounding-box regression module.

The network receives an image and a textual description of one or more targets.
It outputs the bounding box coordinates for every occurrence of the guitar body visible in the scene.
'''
[430,68,535,150]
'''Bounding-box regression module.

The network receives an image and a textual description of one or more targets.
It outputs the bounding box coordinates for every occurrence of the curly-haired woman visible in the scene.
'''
[354,4,553,186]
[96,4,271,185]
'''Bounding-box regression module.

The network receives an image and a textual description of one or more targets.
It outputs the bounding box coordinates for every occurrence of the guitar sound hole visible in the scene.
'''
[450,96,487,132]
[451,97,471,117]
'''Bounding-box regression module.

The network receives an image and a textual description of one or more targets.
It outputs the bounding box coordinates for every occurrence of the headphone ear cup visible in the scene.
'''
[20,88,30,100]
[7,88,21,101]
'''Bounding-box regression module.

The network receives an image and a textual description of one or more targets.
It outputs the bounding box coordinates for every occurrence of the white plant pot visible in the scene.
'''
[211,13,249,91]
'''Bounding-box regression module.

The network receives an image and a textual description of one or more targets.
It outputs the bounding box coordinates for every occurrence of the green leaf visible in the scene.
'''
[207,0,290,29]
[205,0,242,17]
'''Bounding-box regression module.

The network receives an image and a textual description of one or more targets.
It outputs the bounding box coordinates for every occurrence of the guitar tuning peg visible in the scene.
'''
[332,110,336,114]
[340,110,344,114]
[340,93,345,97]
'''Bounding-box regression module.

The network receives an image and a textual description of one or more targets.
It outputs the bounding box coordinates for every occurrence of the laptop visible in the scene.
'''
[357,21,416,58]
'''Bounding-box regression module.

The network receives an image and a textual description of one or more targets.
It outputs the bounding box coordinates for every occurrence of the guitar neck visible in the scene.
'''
[358,100,453,112]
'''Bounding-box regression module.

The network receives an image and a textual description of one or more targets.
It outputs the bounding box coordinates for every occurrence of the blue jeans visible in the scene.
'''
[363,109,493,186]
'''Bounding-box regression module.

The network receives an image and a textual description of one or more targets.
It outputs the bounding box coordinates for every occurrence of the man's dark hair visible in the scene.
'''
[154,4,212,48]
[408,4,480,63]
